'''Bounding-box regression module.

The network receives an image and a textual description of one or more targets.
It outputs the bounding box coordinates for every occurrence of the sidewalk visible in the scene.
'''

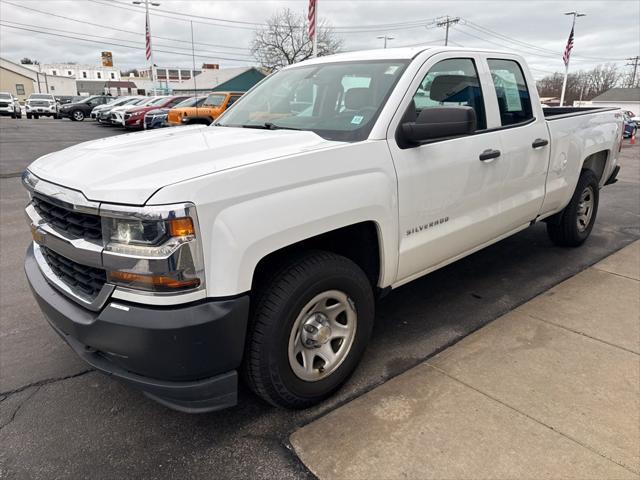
[291,241,640,480]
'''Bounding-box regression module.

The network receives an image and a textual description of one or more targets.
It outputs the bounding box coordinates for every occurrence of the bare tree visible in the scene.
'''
[536,63,622,104]
[251,8,343,71]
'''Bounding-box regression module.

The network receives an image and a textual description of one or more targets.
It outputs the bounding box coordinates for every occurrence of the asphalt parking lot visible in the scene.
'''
[1,117,639,479]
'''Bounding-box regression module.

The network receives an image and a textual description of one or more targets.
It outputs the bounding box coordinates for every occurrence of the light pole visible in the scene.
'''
[133,0,160,95]
[376,35,395,49]
[559,11,586,106]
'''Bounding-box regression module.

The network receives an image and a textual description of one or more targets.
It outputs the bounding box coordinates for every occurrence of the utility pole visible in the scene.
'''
[376,35,395,49]
[626,56,639,87]
[436,16,459,46]
[560,11,586,107]
[133,0,160,95]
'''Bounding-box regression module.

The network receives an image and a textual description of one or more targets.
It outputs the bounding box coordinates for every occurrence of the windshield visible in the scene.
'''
[204,94,226,107]
[216,60,408,141]
[174,96,204,108]
[0,93,11,99]
[29,94,54,100]
[149,97,169,106]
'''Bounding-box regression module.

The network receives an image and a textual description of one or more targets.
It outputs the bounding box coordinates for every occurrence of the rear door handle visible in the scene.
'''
[532,138,549,149]
[479,149,501,161]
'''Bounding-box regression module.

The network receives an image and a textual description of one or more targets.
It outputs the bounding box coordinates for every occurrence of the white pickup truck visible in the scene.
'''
[23,47,624,412]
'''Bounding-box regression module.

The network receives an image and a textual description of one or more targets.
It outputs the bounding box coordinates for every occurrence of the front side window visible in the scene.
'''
[216,60,409,141]
[226,95,242,107]
[487,59,533,126]
[411,58,486,130]
[16,84,25,95]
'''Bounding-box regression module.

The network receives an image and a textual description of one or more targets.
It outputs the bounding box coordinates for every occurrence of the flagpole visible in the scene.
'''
[312,0,318,57]
[559,11,585,107]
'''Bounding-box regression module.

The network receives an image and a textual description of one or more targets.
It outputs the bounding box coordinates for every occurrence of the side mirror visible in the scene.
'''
[401,106,476,144]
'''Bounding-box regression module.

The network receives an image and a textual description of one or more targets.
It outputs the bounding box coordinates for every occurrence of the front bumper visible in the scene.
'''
[25,244,250,413]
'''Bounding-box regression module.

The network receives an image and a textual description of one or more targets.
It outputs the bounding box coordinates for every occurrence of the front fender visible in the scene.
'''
[149,140,399,297]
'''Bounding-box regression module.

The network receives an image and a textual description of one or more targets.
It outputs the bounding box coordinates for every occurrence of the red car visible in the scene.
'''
[123,95,190,129]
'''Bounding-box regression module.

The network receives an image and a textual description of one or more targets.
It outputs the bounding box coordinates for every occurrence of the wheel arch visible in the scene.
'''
[251,221,383,295]
[580,149,609,185]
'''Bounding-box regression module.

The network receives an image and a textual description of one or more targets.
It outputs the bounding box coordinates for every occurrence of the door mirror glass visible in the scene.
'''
[401,106,477,143]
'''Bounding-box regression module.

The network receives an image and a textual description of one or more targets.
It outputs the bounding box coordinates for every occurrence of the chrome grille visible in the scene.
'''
[32,195,102,242]
[29,101,51,107]
[40,246,106,298]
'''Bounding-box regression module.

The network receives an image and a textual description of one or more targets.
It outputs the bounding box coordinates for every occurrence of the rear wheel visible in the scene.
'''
[547,169,599,247]
[26,113,32,119]
[244,251,375,409]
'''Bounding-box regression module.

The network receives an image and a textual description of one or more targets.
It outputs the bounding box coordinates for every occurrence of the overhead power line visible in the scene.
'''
[0,23,255,63]
[1,19,254,59]
[0,0,251,51]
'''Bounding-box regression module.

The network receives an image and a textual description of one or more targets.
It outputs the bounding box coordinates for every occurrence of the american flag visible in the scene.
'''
[145,11,152,61]
[308,0,317,40]
[562,26,574,66]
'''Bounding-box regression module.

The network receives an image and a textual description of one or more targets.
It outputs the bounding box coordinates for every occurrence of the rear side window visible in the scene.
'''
[487,59,533,126]
[412,58,486,130]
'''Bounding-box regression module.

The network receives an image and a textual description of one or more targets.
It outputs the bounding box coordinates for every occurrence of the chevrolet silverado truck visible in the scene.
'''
[23,47,623,413]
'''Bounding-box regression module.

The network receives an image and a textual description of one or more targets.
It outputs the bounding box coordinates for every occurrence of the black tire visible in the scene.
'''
[33,115,39,119]
[71,110,84,121]
[16,110,22,119]
[244,251,375,409]
[10,111,16,119]
[26,113,32,119]
[547,169,599,247]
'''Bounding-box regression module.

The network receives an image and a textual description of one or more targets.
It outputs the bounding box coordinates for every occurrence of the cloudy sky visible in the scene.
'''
[0,0,638,79]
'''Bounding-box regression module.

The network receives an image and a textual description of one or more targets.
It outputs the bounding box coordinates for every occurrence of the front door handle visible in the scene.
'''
[532,138,549,149]
[479,149,501,161]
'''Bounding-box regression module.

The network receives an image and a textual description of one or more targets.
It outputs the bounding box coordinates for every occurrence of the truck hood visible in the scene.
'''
[28,125,336,205]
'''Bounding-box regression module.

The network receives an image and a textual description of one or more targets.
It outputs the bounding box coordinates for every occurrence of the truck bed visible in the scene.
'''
[543,106,619,120]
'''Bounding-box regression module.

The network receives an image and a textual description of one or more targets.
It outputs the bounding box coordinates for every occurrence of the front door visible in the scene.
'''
[388,55,508,284]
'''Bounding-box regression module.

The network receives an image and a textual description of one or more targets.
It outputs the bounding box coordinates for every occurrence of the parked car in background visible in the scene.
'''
[98,97,146,124]
[0,92,22,118]
[123,95,190,129]
[55,96,76,105]
[109,97,161,126]
[25,93,58,119]
[143,96,203,129]
[622,112,637,138]
[92,96,140,120]
[167,92,243,126]
[58,95,113,121]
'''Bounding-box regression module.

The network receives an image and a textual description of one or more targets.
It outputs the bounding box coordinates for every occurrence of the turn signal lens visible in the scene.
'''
[167,217,195,237]
[108,271,200,291]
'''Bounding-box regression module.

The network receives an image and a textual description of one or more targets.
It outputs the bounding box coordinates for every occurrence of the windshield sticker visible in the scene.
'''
[351,115,364,125]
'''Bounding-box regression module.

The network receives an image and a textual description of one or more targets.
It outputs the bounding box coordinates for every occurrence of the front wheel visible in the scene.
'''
[546,169,599,247]
[71,110,85,121]
[244,251,375,409]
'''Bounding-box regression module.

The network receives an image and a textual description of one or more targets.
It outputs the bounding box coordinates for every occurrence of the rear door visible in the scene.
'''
[483,57,550,229]
[387,53,509,284]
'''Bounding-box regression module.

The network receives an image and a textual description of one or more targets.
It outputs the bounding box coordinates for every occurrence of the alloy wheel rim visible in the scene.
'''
[288,290,357,382]
[576,186,594,232]
[74,111,83,120]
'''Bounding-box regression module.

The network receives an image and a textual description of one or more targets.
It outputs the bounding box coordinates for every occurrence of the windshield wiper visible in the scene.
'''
[239,122,301,131]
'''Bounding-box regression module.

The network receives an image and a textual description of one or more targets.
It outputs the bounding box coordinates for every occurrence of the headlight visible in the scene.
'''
[101,204,204,293]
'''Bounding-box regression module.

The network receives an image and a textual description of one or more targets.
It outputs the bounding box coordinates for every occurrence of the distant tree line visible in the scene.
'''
[537,63,640,104]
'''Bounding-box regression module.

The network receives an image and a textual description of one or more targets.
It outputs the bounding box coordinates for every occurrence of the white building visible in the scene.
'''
[1,58,77,97]
[24,63,121,82]
[589,88,640,115]
[138,66,201,82]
